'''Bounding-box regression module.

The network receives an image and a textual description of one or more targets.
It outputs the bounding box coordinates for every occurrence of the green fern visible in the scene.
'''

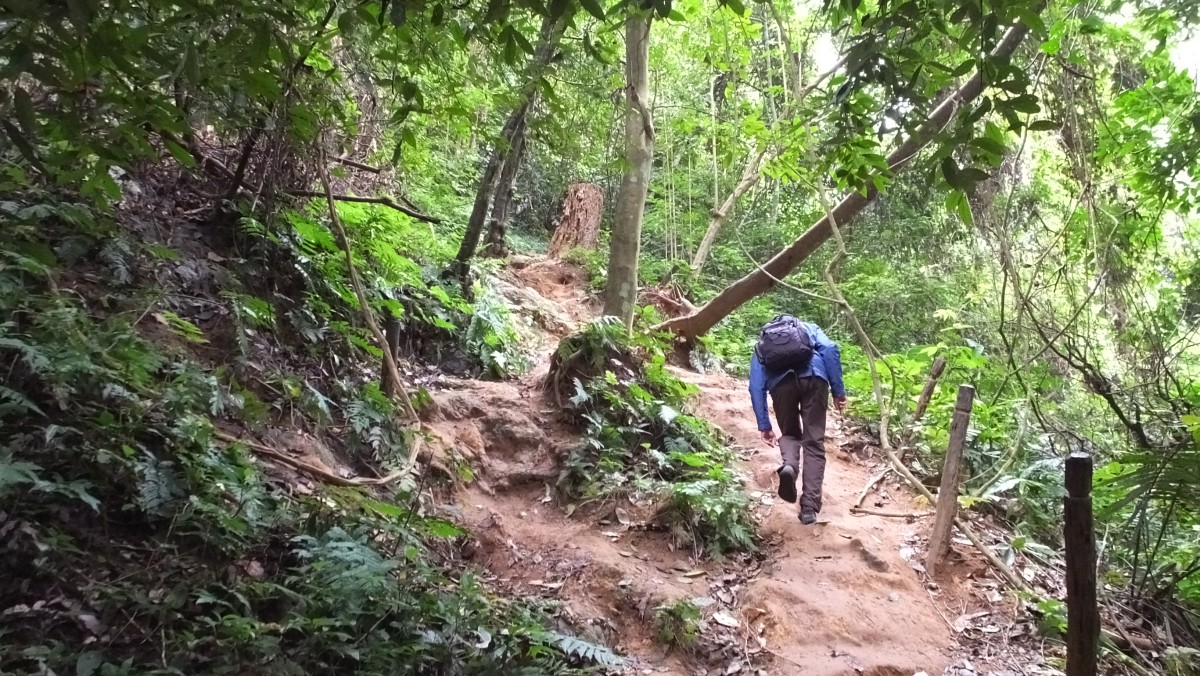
[155,311,209,344]
[548,632,624,668]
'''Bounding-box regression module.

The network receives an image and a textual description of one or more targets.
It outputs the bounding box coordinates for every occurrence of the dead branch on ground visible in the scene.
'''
[849,507,933,519]
[854,469,891,509]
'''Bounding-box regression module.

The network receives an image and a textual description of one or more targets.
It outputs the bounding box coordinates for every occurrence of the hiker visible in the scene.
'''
[749,316,846,524]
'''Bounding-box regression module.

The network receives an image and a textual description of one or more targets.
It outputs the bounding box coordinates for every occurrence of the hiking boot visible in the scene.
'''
[777,465,797,504]
[799,509,816,525]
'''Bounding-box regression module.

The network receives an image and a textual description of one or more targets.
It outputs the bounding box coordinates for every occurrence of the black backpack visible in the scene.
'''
[755,315,814,371]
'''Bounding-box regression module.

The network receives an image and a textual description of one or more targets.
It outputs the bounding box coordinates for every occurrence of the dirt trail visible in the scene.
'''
[426,260,956,675]
[676,368,952,675]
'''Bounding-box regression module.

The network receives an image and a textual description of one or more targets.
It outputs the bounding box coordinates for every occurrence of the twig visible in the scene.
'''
[317,151,426,471]
[288,189,441,223]
[849,507,933,518]
[854,468,891,509]
[332,155,383,174]
[764,647,807,670]
[973,414,1029,496]
[922,579,958,633]
[317,155,421,426]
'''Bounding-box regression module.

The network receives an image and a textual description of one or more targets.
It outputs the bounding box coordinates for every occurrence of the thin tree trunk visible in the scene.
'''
[603,13,654,331]
[657,18,1038,341]
[768,1,803,102]
[482,118,528,257]
[689,18,842,275]
[691,146,767,272]
[454,15,566,271]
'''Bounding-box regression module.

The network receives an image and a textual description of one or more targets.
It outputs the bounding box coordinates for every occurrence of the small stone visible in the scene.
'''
[888,592,900,602]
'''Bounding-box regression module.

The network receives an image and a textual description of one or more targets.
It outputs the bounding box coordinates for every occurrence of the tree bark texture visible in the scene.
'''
[455,14,566,267]
[925,384,974,578]
[547,183,604,258]
[913,356,948,423]
[657,18,1037,340]
[482,118,528,257]
[602,14,653,330]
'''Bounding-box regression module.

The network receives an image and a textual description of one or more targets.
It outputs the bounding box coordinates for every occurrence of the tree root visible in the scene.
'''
[213,430,418,487]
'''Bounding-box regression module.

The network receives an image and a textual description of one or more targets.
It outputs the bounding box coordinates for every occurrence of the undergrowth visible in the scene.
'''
[548,318,756,558]
[0,195,615,674]
[285,204,531,380]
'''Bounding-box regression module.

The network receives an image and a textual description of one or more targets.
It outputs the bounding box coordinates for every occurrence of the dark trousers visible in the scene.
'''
[771,375,829,512]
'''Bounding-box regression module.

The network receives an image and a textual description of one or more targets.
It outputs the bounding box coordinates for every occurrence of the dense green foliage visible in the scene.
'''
[550,317,755,557]
[5,0,1200,670]
[0,204,606,673]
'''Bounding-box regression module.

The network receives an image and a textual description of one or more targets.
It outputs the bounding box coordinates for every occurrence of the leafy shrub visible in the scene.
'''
[0,218,614,675]
[561,246,608,291]
[551,318,756,557]
[464,278,535,379]
[653,598,701,648]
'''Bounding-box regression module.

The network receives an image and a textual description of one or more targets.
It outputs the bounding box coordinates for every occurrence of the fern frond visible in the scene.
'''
[548,632,624,668]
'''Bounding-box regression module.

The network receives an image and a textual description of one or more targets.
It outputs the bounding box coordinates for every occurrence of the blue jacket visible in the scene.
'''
[749,322,845,432]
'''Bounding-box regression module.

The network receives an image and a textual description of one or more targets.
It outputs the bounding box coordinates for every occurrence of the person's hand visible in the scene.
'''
[834,396,847,413]
[760,429,777,447]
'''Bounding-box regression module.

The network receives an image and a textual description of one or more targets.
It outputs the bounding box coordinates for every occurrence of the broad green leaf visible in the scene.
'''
[425,519,464,538]
[75,651,104,676]
[337,9,357,35]
[579,0,607,21]
[164,139,196,168]
[366,500,404,518]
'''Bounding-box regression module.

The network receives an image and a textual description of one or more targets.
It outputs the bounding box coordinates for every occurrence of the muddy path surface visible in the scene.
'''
[424,260,957,675]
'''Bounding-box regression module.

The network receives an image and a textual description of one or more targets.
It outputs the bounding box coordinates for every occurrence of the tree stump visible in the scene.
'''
[547,183,603,259]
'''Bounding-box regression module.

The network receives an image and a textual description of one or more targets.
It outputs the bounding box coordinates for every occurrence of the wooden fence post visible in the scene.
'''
[925,384,974,577]
[1065,451,1098,676]
[912,356,948,424]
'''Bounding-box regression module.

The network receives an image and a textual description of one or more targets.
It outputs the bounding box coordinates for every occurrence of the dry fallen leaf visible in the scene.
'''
[712,610,740,628]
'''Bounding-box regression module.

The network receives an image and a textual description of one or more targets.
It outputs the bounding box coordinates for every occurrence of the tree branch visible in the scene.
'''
[332,155,383,174]
[288,190,441,224]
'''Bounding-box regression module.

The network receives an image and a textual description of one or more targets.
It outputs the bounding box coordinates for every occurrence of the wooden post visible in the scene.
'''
[1065,451,1098,676]
[925,384,974,577]
[912,357,947,424]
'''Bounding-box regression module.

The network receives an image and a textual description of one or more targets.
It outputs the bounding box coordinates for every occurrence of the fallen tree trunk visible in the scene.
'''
[656,18,1037,341]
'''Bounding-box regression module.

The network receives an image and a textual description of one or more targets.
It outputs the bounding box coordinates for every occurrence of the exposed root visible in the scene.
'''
[214,430,419,487]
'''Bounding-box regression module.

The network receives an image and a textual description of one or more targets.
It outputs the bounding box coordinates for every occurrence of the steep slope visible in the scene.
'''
[423,259,958,675]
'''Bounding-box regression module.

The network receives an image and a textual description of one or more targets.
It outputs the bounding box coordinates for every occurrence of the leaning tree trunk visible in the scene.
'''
[603,13,654,331]
[691,146,767,272]
[454,14,567,271]
[657,17,1038,341]
[481,118,528,257]
[547,183,604,258]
